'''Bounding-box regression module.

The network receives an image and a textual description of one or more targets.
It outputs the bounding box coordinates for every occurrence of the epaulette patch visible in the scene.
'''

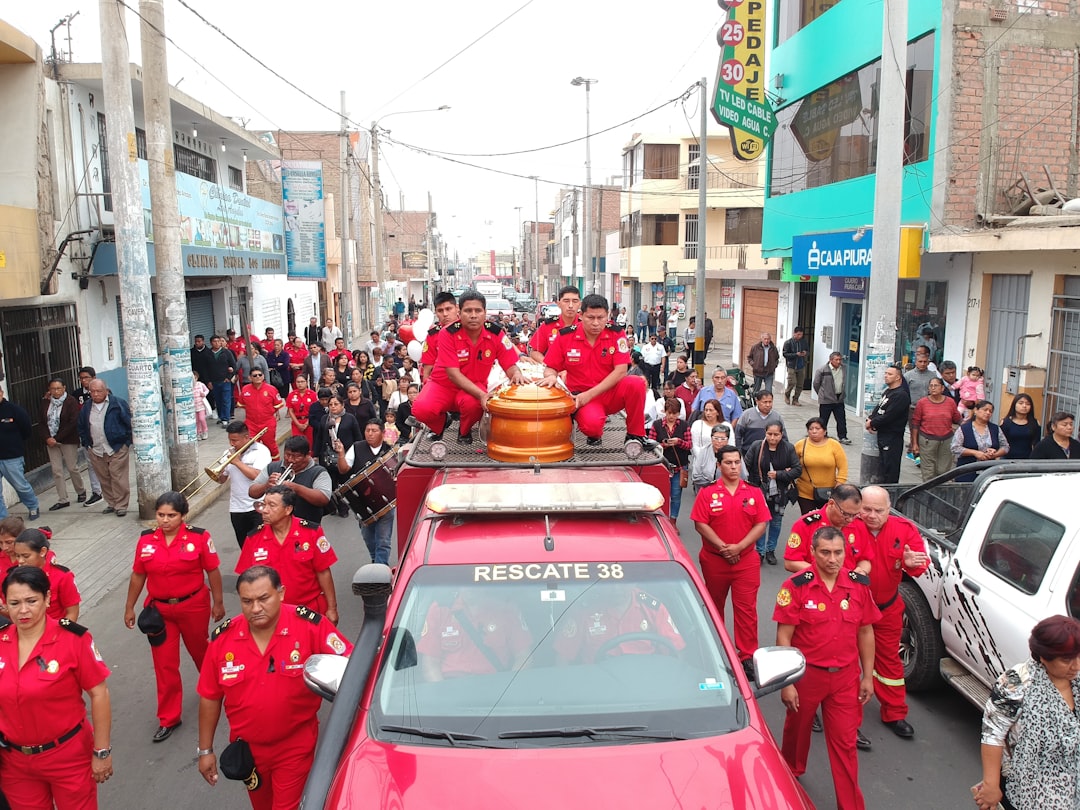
[296,605,322,624]
[58,618,88,636]
[211,618,232,639]
[792,570,815,586]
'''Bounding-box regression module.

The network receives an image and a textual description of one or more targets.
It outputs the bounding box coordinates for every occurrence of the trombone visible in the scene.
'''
[179,427,269,498]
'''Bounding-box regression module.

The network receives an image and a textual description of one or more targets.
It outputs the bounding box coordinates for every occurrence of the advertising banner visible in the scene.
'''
[282,161,327,280]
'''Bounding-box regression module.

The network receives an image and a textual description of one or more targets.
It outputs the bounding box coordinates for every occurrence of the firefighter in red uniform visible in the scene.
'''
[236,369,284,460]
[417,589,532,680]
[783,483,874,576]
[691,445,772,668]
[285,374,317,446]
[420,291,460,381]
[197,565,352,810]
[540,294,647,443]
[285,337,309,388]
[259,328,276,354]
[10,529,80,621]
[123,491,225,743]
[234,486,339,623]
[0,566,113,808]
[553,583,685,664]
[226,329,247,360]
[774,525,880,810]
[411,291,524,444]
[528,284,581,363]
[858,485,930,739]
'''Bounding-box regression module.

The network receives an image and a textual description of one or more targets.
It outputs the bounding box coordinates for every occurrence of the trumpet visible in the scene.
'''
[179,427,268,497]
[275,463,296,485]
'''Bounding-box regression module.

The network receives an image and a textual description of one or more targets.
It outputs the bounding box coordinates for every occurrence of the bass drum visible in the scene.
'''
[333,452,397,526]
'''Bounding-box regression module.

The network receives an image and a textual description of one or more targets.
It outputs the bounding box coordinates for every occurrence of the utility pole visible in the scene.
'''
[370,122,386,331]
[140,0,198,492]
[99,0,170,517]
[694,77,708,377]
[531,175,540,297]
[427,191,435,304]
[859,0,908,483]
[339,91,353,346]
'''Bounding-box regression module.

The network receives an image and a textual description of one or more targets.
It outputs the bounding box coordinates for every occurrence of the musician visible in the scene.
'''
[334,420,397,565]
[248,436,332,525]
[411,291,525,444]
[220,422,271,548]
[420,292,460,382]
[529,285,581,364]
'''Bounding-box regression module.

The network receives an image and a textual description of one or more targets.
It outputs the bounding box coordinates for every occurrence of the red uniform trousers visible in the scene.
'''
[290,422,313,448]
[245,725,317,810]
[698,548,759,662]
[152,588,211,727]
[872,596,907,722]
[411,383,482,437]
[0,724,97,810]
[247,419,280,461]
[781,662,865,810]
[573,376,646,438]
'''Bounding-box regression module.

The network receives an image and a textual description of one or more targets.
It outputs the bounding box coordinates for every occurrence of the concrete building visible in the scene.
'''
[519,220,554,298]
[551,183,621,302]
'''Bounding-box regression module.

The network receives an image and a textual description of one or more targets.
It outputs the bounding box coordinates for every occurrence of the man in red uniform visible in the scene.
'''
[234,486,339,623]
[783,483,874,576]
[417,589,532,680]
[327,337,351,364]
[259,328,276,355]
[226,329,247,360]
[540,294,647,444]
[420,291,460,381]
[858,485,930,738]
[528,284,581,363]
[411,291,524,444]
[774,525,880,810]
[691,445,772,668]
[235,369,284,460]
[197,565,352,810]
[553,584,685,664]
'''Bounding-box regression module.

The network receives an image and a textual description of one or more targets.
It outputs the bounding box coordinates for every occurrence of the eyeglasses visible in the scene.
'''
[832,504,861,520]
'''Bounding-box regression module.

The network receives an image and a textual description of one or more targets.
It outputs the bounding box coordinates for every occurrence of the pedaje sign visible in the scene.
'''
[711,0,776,160]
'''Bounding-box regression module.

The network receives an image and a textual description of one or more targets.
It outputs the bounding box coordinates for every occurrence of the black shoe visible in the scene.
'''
[812,714,823,733]
[765,551,778,565]
[457,433,473,445]
[115,510,127,518]
[586,437,602,447]
[152,722,181,743]
[102,506,116,515]
[83,493,102,507]
[856,729,872,750]
[49,502,70,511]
[883,719,914,738]
[76,493,86,503]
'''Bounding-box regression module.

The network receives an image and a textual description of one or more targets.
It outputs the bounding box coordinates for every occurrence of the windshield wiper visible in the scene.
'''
[380,723,488,746]
[498,725,683,741]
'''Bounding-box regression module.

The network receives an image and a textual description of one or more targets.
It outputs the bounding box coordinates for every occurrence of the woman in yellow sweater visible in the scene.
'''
[793,417,848,514]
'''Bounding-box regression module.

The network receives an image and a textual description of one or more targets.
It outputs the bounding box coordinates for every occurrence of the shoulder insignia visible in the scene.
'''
[485,321,502,335]
[604,321,622,333]
[298,519,312,528]
[848,570,871,586]
[245,525,263,538]
[139,528,155,537]
[447,322,463,334]
[211,618,232,639]
[541,315,560,326]
[296,605,322,624]
[792,570,815,586]
[776,587,792,607]
[558,324,578,335]
[801,512,823,525]
[57,618,88,636]
[0,616,10,631]
[636,591,660,610]
[53,563,71,573]
[186,525,205,534]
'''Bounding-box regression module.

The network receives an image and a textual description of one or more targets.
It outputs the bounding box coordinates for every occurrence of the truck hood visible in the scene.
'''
[325,728,813,809]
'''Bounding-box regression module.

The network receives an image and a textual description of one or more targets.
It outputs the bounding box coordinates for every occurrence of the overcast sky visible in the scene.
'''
[10,1,727,258]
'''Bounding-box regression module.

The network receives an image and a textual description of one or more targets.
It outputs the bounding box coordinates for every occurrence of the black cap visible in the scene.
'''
[220,739,260,791]
[136,605,166,647]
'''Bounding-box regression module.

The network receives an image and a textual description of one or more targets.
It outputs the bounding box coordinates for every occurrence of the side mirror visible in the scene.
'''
[750,646,806,698]
[304,654,349,702]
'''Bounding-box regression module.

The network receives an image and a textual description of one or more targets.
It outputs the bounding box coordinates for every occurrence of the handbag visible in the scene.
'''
[679,467,689,488]
[268,368,284,388]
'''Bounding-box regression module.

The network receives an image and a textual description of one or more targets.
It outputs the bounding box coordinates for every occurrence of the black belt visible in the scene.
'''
[876,591,900,611]
[3,722,82,755]
[807,663,849,673]
[154,587,202,605]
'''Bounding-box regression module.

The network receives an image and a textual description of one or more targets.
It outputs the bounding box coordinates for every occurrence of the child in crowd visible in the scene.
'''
[954,366,985,419]
[193,370,210,440]
[11,528,80,621]
[383,409,400,446]
[0,516,24,573]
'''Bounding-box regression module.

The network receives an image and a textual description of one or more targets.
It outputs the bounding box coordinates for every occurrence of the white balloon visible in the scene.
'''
[407,340,423,362]
[413,323,429,342]
[416,309,434,330]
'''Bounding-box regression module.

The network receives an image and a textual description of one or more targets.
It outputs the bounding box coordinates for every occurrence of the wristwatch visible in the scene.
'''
[93,747,112,759]
[197,747,214,757]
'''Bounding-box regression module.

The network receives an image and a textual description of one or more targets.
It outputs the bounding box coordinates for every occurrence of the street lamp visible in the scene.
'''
[571,77,597,297]
[370,105,450,329]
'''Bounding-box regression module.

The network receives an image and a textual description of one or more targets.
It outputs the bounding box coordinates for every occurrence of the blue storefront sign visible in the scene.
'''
[830,276,867,299]
[792,229,873,277]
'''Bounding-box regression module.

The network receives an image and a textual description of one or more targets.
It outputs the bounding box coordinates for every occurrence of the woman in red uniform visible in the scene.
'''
[12,529,80,621]
[0,565,112,808]
[285,373,317,446]
[123,491,225,743]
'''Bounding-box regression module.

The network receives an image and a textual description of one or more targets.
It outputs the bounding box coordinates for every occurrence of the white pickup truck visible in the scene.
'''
[886,460,1080,707]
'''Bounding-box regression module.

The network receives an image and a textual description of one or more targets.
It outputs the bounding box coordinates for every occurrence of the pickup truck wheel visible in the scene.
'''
[899,580,944,691]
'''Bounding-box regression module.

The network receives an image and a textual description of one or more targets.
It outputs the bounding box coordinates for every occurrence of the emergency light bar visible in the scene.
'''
[425,482,665,515]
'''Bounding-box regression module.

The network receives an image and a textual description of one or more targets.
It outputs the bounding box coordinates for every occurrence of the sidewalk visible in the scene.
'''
[21,416,290,610]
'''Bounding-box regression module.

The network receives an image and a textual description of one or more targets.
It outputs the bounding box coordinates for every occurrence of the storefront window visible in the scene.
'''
[897,279,948,366]
[776,0,843,47]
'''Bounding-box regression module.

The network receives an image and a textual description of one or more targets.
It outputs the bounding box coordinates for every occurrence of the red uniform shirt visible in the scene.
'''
[235,518,337,609]
[327,349,352,364]
[260,339,276,354]
[430,322,519,387]
[690,479,772,550]
[417,601,532,677]
[544,323,632,392]
[239,383,282,424]
[528,315,579,358]
[863,515,929,605]
[286,389,317,422]
[133,525,220,601]
[773,568,881,667]
[227,338,247,358]
[783,510,875,571]
[42,560,81,621]
[286,344,310,372]
[197,605,352,744]
[0,618,110,745]
[419,324,445,370]
[553,589,686,663]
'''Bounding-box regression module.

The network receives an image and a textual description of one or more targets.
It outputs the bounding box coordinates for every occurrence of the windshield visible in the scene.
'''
[371,562,743,747]
[489,298,512,311]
